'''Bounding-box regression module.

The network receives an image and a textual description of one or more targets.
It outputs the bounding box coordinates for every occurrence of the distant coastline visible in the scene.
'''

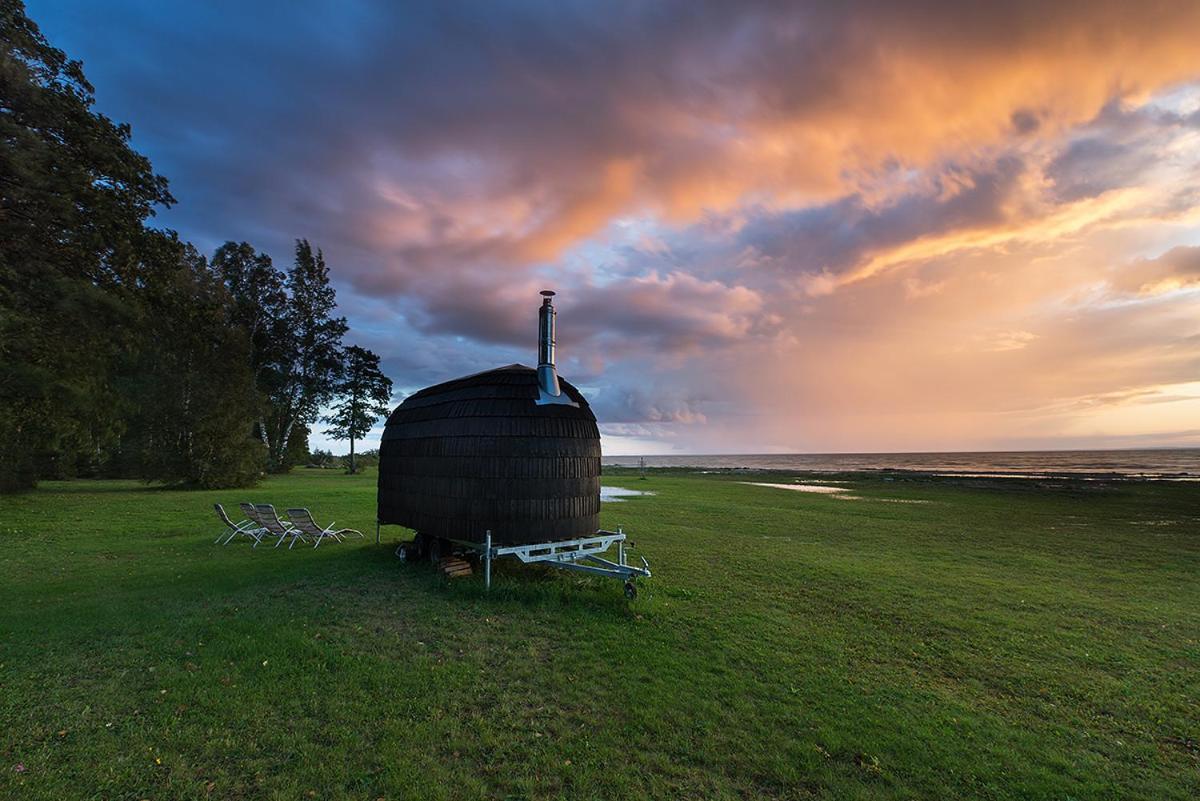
[603,448,1200,479]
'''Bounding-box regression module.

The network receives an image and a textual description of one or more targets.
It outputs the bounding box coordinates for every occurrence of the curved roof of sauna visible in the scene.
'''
[382,364,597,436]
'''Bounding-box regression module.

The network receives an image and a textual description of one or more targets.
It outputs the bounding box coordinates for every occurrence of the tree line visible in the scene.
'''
[0,1,392,492]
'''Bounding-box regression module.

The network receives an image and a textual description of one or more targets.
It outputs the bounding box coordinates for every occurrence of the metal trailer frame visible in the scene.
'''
[382,523,651,598]
[478,529,650,597]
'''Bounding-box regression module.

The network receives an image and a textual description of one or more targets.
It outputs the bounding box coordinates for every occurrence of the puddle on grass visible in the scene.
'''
[600,486,656,502]
[739,482,932,504]
[740,482,850,494]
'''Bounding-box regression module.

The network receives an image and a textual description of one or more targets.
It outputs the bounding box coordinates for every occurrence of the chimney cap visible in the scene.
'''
[540,289,556,298]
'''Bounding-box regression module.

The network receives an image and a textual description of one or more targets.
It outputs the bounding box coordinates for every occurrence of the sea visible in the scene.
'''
[603,449,1200,479]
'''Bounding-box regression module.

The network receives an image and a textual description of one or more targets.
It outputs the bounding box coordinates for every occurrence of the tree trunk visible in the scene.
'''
[267,408,295,472]
[348,436,356,474]
[280,416,295,461]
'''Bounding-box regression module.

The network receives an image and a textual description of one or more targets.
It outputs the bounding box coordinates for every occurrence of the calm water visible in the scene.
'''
[604,449,1200,478]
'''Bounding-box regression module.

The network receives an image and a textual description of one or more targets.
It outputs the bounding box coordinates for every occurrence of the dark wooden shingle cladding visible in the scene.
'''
[378,364,601,545]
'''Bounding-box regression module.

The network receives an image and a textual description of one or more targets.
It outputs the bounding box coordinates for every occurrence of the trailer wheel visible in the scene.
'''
[428,537,443,565]
[624,581,638,600]
[395,543,409,561]
[407,533,432,561]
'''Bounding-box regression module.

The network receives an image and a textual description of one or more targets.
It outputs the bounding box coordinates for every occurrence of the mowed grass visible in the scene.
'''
[1,469,1198,800]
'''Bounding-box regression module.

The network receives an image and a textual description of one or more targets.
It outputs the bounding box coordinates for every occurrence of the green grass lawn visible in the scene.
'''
[1,469,1198,800]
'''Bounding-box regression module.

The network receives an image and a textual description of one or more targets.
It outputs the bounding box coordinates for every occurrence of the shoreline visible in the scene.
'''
[601,464,1200,482]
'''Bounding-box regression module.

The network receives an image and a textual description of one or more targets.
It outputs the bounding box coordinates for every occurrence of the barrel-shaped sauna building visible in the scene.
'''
[377,292,601,549]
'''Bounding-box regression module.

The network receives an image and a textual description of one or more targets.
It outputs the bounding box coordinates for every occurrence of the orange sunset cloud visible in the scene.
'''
[41,0,1200,454]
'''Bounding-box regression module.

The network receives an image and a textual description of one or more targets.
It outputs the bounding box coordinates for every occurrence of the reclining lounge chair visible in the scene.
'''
[285,508,363,548]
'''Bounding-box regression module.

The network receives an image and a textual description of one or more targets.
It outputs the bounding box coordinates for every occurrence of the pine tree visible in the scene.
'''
[324,346,393,474]
[262,240,348,471]
[284,424,312,468]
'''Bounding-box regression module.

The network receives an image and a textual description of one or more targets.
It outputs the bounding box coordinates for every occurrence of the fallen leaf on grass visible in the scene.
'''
[854,753,882,775]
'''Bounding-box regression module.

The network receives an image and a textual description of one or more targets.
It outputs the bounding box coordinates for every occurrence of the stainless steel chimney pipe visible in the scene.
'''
[535,290,577,406]
[537,290,561,397]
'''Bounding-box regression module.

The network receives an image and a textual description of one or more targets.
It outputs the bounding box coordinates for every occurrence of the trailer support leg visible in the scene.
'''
[484,530,492,591]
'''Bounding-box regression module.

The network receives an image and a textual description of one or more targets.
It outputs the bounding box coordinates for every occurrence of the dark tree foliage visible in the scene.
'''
[348,448,380,470]
[210,241,290,453]
[0,2,382,491]
[117,237,265,488]
[324,345,393,474]
[210,242,288,380]
[0,0,173,490]
[261,240,348,472]
[308,448,337,469]
[208,239,362,474]
[284,423,311,470]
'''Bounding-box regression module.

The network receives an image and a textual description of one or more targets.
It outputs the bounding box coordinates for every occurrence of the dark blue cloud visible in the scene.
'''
[1047,99,1200,202]
[737,157,1025,276]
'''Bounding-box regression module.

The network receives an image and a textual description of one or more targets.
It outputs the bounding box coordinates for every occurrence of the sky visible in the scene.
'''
[29,0,1200,455]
